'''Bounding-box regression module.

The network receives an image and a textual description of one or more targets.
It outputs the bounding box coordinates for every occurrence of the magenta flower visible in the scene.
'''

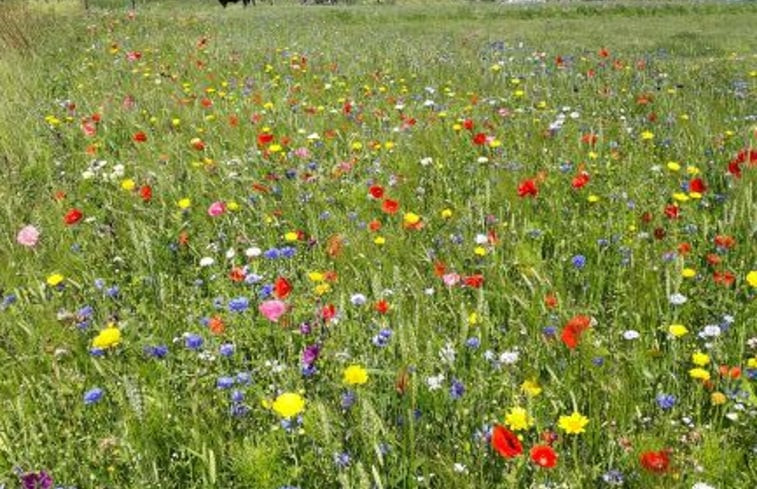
[259,300,287,322]
[207,201,226,217]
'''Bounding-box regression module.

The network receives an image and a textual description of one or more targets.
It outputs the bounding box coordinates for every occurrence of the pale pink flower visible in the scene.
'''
[259,300,287,322]
[442,273,460,287]
[207,201,226,217]
[16,225,40,247]
[293,147,310,159]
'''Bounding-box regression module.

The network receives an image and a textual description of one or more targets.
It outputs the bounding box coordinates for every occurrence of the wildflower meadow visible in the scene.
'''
[0,0,755,488]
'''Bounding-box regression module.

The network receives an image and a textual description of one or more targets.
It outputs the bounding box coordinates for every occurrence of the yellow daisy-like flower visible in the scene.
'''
[374,236,386,246]
[177,198,191,210]
[468,312,479,325]
[268,143,283,153]
[441,208,453,219]
[681,268,696,278]
[92,324,121,349]
[46,273,65,287]
[343,365,369,386]
[672,192,690,202]
[691,351,710,367]
[668,324,688,337]
[521,380,542,397]
[746,270,757,288]
[121,178,136,191]
[271,392,305,418]
[640,130,654,140]
[227,201,240,212]
[314,283,331,296]
[403,212,421,225]
[474,246,487,256]
[587,194,600,203]
[307,271,325,283]
[558,412,589,435]
[747,357,757,369]
[689,368,710,381]
[351,141,363,151]
[711,392,727,405]
[666,161,681,172]
[284,232,299,242]
[505,407,533,431]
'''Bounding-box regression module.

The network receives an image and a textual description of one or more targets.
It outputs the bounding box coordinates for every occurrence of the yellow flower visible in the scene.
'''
[121,179,135,191]
[468,312,479,325]
[178,198,191,209]
[521,380,542,397]
[373,236,385,246]
[673,192,690,202]
[227,201,240,212]
[558,412,589,435]
[268,143,282,153]
[505,407,533,431]
[747,271,757,288]
[403,212,420,225]
[711,392,726,405]
[747,357,757,369]
[351,141,363,151]
[92,325,121,349]
[686,165,700,175]
[682,268,696,278]
[271,392,305,418]
[474,246,487,256]
[441,208,453,219]
[314,283,331,296]
[308,272,325,282]
[668,324,688,337]
[46,273,65,287]
[343,365,368,386]
[666,161,681,172]
[284,232,299,242]
[587,195,600,203]
[689,368,710,381]
[691,351,710,367]
[640,130,654,140]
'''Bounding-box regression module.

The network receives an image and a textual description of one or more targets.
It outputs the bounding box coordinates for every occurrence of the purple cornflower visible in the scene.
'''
[20,471,53,489]
[656,393,676,410]
[450,378,465,400]
[302,344,320,365]
[228,297,249,313]
[185,334,204,350]
[571,254,586,269]
[83,388,104,405]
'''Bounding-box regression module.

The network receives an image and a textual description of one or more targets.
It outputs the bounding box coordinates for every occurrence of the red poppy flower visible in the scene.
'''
[640,449,670,474]
[598,47,610,58]
[719,364,741,380]
[530,445,558,469]
[257,133,274,146]
[713,270,735,287]
[560,315,591,349]
[472,132,487,145]
[381,198,400,214]
[200,98,213,108]
[714,235,735,249]
[664,204,679,219]
[274,277,293,299]
[321,304,336,322]
[727,149,757,178]
[677,242,691,255]
[544,294,558,309]
[433,261,446,277]
[133,131,147,143]
[517,179,538,198]
[463,118,474,131]
[689,178,707,193]
[463,275,484,288]
[139,185,152,202]
[581,133,598,146]
[64,208,83,226]
[571,172,590,189]
[491,424,522,459]
[369,185,385,199]
[368,220,382,232]
[342,101,352,114]
[706,253,721,266]
[375,300,390,314]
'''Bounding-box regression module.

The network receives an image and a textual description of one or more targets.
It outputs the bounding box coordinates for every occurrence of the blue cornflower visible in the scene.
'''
[341,390,357,410]
[602,469,624,485]
[450,378,465,400]
[219,343,235,357]
[592,357,605,367]
[105,286,120,298]
[542,326,557,337]
[656,393,676,410]
[83,388,104,405]
[185,334,204,350]
[571,254,586,269]
[263,248,280,260]
[236,372,252,385]
[230,390,244,403]
[228,297,249,313]
[144,345,168,358]
[465,337,481,349]
[280,246,296,258]
[217,377,235,389]
[372,329,392,347]
[258,284,274,299]
[333,452,351,469]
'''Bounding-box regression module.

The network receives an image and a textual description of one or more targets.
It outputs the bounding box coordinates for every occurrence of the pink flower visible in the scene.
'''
[207,201,226,217]
[259,300,287,322]
[293,147,311,159]
[442,273,460,287]
[16,225,40,247]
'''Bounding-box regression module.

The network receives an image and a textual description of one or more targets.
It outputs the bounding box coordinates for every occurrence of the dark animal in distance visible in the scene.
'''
[219,0,273,7]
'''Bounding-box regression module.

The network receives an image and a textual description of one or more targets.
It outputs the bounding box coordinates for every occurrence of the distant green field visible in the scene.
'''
[0,1,756,488]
